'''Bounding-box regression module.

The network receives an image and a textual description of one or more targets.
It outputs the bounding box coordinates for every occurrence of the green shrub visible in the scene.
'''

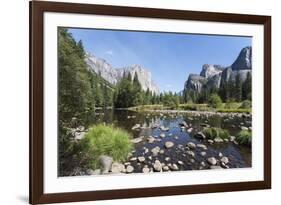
[80,124,133,168]
[203,127,229,140]
[239,100,252,109]
[236,130,252,146]
[208,94,222,108]
[224,99,240,109]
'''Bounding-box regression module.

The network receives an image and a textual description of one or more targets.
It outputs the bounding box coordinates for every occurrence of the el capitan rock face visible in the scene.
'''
[85,54,159,94]
[184,46,252,93]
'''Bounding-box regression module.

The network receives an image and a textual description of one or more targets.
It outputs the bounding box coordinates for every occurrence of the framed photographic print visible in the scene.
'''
[30,1,271,204]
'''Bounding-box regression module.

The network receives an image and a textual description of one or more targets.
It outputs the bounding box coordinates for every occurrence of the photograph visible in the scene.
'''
[58,27,252,177]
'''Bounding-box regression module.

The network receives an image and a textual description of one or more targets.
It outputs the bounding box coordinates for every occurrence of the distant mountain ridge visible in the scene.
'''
[85,54,160,94]
[184,46,252,93]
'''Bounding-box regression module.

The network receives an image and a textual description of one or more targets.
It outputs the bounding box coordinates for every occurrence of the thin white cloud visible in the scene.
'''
[105,50,113,55]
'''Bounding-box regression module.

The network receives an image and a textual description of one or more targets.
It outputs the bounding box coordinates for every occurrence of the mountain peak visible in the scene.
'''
[231,46,252,70]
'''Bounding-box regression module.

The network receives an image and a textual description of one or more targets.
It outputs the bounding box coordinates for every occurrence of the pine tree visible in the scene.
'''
[242,72,252,100]
[234,73,243,102]
[58,28,95,122]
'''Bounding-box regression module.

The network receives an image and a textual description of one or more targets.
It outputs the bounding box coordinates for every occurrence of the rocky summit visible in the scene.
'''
[184,46,252,93]
[85,54,159,94]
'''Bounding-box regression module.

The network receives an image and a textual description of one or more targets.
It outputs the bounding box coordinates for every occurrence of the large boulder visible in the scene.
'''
[99,155,113,174]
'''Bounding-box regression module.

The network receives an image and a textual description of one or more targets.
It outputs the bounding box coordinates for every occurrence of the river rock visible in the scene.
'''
[126,165,134,173]
[165,157,170,162]
[160,126,169,131]
[186,150,195,158]
[165,141,174,149]
[207,139,214,144]
[195,132,206,140]
[159,149,165,154]
[200,161,206,167]
[144,148,149,153]
[187,128,193,133]
[74,131,85,140]
[197,144,207,150]
[200,151,207,157]
[130,157,137,161]
[77,125,85,132]
[159,133,165,138]
[132,124,141,130]
[142,167,150,173]
[170,163,179,171]
[207,157,217,165]
[230,136,236,142]
[151,146,161,156]
[219,152,223,158]
[86,169,101,175]
[241,126,248,131]
[130,136,143,144]
[221,156,229,164]
[187,142,196,149]
[178,160,184,165]
[99,155,113,174]
[110,162,125,173]
[163,165,170,171]
[153,160,162,172]
[214,137,224,143]
[138,156,146,162]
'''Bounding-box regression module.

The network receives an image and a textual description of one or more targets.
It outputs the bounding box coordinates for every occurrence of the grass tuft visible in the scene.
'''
[80,124,133,168]
[236,130,252,146]
[203,127,229,140]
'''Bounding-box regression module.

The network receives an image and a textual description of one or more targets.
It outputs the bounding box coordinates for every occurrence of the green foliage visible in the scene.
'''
[224,99,240,109]
[236,130,252,146]
[208,93,222,108]
[239,100,252,109]
[203,127,230,140]
[58,124,93,176]
[162,91,180,109]
[80,124,133,168]
[234,74,243,102]
[179,103,210,111]
[58,28,95,122]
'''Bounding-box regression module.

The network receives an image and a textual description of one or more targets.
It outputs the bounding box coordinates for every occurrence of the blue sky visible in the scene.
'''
[68,28,251,92]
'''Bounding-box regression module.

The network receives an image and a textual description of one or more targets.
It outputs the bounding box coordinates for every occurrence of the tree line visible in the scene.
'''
[113,72,181,108]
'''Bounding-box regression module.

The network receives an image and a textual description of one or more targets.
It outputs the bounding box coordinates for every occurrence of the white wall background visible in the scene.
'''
[0,0,279,204]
